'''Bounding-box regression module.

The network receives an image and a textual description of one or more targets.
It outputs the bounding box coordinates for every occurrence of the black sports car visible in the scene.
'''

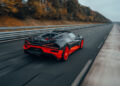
[23,30,84,61]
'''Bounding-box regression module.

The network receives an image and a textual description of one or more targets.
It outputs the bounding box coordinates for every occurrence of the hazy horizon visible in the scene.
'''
[78,0,120,22]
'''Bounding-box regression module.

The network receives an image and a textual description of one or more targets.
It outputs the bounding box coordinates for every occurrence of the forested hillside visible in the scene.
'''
[0,0,110,23]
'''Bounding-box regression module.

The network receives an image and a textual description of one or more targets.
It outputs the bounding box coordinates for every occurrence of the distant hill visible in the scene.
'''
[0,0,111,23]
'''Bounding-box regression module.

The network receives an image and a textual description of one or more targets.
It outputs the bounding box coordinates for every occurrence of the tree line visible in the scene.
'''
[0,0,110,22]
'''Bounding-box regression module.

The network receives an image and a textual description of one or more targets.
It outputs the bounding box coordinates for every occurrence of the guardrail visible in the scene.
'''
[0,24,109,43]
[0,24,95,30]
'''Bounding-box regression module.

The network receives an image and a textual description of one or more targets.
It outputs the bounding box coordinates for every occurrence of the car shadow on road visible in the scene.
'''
[27,54,63,64]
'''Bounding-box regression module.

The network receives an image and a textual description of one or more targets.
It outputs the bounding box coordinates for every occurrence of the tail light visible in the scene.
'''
[25,40,31,45]
[24,40,31,49]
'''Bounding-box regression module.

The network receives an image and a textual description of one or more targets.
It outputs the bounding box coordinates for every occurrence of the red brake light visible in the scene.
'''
[45,38,49,40]
[24,40,31,49]
[25,40,31,45]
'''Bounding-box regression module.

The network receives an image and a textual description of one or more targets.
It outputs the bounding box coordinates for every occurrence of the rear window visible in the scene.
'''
[55,35,63,39]
[42,33,57,38]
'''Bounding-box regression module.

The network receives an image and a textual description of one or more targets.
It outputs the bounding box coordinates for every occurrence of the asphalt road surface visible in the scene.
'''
[0,24,113,86]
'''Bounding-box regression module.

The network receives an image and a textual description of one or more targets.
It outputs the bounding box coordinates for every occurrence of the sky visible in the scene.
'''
[78,0,120,22]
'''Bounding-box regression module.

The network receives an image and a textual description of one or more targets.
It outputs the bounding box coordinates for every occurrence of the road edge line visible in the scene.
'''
[71,24,114,86]
[71,60,92,86]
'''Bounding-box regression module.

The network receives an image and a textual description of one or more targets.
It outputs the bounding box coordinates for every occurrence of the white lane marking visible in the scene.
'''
[0,37,27,43]
[71,60,92,86]
[98,42,104,49]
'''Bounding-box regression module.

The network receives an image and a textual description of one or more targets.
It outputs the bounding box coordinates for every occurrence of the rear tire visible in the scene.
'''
[61,45,69,61]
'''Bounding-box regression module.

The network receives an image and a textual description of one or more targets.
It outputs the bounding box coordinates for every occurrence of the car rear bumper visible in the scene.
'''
[23,45,63,59]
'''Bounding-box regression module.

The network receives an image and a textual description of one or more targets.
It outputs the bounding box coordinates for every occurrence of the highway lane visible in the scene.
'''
[0,24,113,86]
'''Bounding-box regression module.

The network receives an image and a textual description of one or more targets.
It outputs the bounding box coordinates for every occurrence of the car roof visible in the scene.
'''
[52,30,71,33]
[39,30,72,38]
